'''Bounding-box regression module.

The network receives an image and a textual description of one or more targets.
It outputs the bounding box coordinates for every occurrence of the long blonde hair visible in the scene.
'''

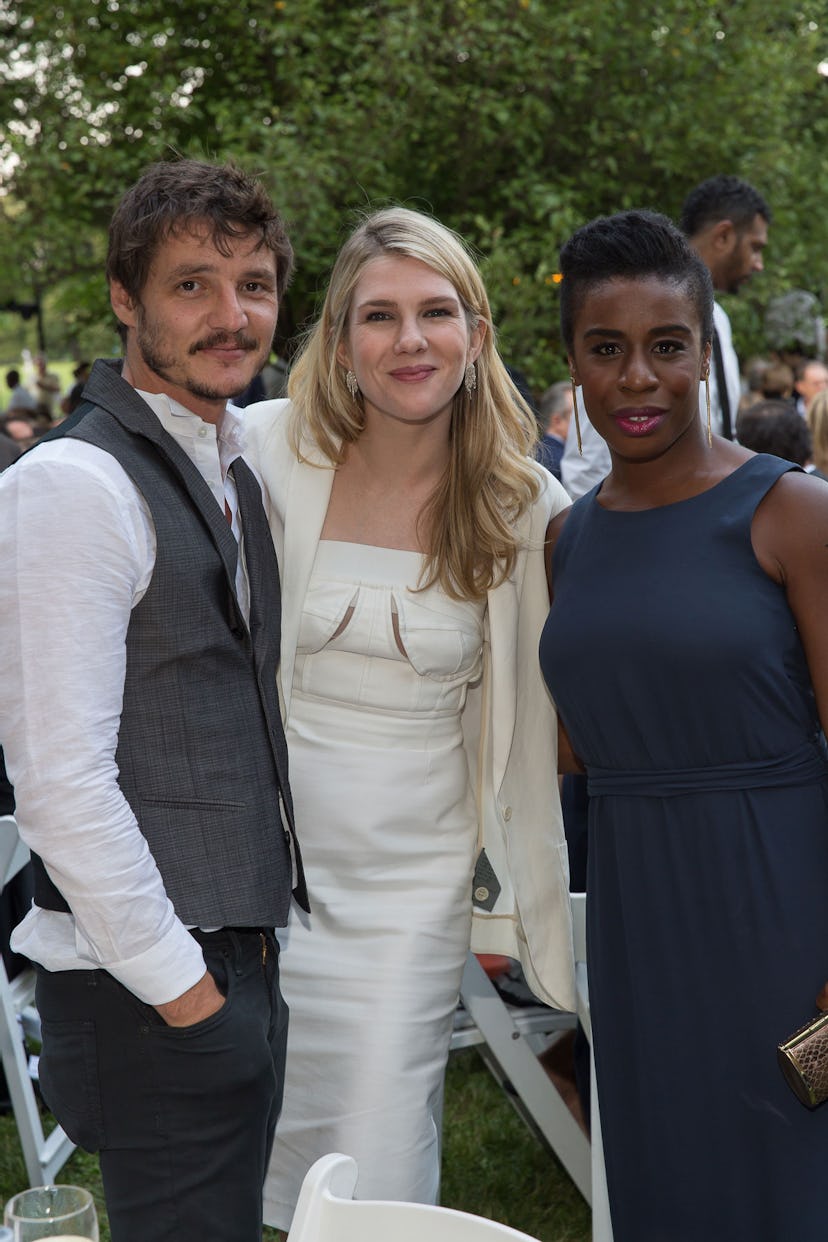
[808,390,828,475]
[287,206,541,600]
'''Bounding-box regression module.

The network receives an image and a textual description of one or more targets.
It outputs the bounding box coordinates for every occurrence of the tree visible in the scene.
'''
[2,0,826,384]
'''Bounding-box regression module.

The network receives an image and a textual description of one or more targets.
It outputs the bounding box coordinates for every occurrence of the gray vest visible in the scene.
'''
[32,359,307,926]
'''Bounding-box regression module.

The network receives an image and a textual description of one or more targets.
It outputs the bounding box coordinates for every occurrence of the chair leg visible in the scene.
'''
[458,953,591,1203]
[0,963,75,1186]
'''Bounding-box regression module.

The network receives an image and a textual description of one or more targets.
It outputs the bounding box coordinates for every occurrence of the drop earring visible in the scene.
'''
[570,377,583,457]
[346,370,359,400]
[465,362,477,395]
[704,375,712,447]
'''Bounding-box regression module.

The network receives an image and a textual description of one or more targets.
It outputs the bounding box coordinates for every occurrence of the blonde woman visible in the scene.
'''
[807,389,828,481]
[245,207,575,1229]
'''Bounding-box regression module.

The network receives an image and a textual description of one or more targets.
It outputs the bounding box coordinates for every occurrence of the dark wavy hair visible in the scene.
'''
[106,158,294,320]
[559,209,714,351]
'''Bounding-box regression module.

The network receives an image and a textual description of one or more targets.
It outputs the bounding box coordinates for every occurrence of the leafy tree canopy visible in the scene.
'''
[1,0,826,386]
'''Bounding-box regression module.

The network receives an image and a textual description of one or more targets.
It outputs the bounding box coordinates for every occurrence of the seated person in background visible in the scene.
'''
[735,399,812,467]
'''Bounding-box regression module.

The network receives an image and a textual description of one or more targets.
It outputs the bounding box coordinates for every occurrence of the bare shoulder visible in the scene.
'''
[756,468,828,524]
[752,468,828,582]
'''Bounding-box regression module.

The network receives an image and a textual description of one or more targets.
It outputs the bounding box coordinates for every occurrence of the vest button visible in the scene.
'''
[474,885,490,902]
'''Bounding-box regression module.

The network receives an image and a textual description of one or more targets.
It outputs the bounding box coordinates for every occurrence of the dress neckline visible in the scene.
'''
[317,538,422,557]
[590,454,792,516]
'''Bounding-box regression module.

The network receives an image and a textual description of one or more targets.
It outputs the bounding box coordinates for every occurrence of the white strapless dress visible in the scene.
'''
[263,541,485,1229]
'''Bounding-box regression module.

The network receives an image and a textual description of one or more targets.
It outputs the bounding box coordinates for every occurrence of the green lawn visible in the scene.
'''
[0,1049,591,1240]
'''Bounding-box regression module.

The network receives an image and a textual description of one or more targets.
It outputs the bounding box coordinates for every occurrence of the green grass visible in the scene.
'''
[440,1050,590,1242]
[0,1049,590,1240]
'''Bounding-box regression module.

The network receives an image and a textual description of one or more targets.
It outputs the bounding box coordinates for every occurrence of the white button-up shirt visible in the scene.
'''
[0,389,253,1005]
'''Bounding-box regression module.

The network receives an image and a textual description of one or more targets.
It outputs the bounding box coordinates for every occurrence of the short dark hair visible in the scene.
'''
[558,209,714,352]
[735,400,812,467]
[106,158,294,306]
[679,175,771,238]
[5,370,19,388]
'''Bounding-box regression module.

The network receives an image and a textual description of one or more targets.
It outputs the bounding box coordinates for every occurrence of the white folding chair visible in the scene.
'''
[452,951,590,1202]
[0,814,75,1186]
[287,1152,543,1242]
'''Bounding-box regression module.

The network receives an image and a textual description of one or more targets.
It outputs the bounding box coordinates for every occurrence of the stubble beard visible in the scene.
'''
[134,312,263,402]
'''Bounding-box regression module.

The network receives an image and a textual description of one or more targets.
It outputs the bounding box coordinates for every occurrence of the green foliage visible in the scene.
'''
[2,0,827,387]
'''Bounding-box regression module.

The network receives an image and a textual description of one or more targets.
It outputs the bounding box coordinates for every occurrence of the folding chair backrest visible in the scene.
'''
[287,1153,542,1242]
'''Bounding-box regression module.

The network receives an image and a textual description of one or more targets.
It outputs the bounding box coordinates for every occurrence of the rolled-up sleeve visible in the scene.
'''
[0,443,205,1004]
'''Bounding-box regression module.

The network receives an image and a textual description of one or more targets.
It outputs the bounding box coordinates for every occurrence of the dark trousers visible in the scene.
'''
[35,928,287,1242]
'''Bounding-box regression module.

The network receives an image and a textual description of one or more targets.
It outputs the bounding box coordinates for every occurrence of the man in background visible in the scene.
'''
[680,174,771,439]
[793,358,828,418]
[535,379,572,482]
[33,354,62,421]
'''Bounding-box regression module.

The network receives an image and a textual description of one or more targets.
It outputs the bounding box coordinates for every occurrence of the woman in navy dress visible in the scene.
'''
[540,210,828,1242]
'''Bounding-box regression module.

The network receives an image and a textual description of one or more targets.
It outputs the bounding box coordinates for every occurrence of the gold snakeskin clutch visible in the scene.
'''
[777,1011,828,1108]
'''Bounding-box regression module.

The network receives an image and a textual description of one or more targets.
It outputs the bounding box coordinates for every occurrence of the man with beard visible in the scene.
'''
[680,175,771,439]
[0,159,306,1242]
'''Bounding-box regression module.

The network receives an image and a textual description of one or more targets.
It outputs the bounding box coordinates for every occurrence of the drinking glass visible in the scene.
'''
[3,1186,98,1241]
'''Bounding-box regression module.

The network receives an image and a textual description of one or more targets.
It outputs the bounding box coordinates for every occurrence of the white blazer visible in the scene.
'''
[245,401,576,1011]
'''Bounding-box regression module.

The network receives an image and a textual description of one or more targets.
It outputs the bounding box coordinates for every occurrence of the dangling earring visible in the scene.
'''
[704,375,712,447]
[464,362,477,395]
[346,370,359,400]
[570,377,583,457]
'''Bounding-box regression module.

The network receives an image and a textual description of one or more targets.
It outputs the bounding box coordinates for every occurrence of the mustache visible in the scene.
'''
[189,332,259,355]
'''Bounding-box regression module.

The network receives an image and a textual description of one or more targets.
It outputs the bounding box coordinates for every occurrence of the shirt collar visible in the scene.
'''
[135,389,246,477]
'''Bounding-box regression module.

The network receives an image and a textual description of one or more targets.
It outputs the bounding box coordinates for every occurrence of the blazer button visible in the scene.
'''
[474,885,490,902]
[503,805,513,821]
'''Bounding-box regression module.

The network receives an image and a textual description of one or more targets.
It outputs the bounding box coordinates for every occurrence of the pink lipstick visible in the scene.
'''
[612,408,666,436]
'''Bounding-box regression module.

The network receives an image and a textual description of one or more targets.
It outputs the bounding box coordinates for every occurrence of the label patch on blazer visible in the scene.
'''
[472,849,501,912]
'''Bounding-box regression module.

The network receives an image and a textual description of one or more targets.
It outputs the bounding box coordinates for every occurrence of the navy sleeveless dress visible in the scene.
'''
[540,455,828,1242]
